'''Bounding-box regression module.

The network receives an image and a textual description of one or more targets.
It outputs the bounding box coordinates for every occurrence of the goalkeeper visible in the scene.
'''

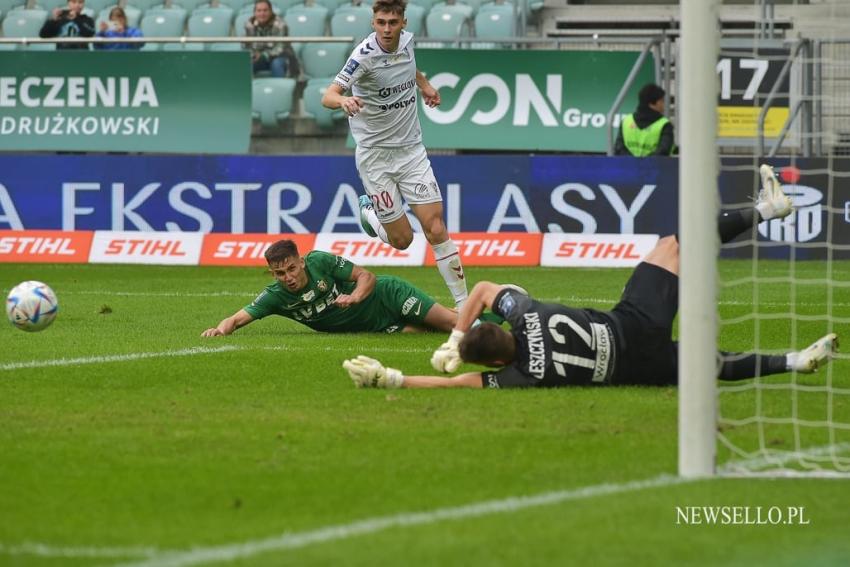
[344,165,839,389]
[202,239,462,337]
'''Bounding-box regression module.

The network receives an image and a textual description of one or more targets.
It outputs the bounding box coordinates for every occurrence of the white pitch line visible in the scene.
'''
[0,542,158,559]
[3,444,847,563]
[0,346,239,371]
[0,345,433,372]
[114,474,690,567]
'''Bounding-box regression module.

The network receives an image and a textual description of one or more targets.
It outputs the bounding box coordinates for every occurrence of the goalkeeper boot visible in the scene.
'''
[756,164,793,220]
[788,333,839,373]
[358,195,378,238]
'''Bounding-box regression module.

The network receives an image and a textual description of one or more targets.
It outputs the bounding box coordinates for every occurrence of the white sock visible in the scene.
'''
[785,352,796,371]
[432,239,468,306]
[365,206,390,244]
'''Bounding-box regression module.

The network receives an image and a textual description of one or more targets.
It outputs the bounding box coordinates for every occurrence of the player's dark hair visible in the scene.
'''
[459,323,513,367]
[638,83,665,107]
[265,239,300,265]
[372,0,406,16]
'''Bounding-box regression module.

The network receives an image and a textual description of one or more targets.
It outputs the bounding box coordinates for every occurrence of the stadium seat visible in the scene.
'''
[329,9,370,42]
[300,41,349,78]
[333,1,368,15]
[153,0,204,12]
[127,0,160,9]
[38,0,65,10]
[284,3,328,54]
[98,4,142,28]
[473,9,512,44]
[252,77,297,129]
[314,0,345,14]
[193,0,234,15]
[238,1,281,15]
[403,1,424,36]
[233,10,250,34]
[139,10,186,50]
[424,8,468,45]
[407,0,436,12]
[0,0,20,13]
[477,0,512,15]
[302,77,347,129]
[1,8,47,49]
[187,9,233,40]
[431,1,472,20]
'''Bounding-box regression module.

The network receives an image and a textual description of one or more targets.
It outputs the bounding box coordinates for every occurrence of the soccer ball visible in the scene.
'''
[6,280,59,332]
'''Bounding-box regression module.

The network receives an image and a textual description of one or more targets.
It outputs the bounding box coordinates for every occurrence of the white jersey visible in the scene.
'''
[333,30,422,148]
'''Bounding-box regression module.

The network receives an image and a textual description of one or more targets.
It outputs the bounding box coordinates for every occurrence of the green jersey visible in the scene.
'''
[244,251,436,333]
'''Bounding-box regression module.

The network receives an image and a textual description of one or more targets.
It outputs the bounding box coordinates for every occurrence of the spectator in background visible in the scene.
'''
[95,7,144,50]
[244,0,297,78]
[40,0,96,50]
[615,83,676,157]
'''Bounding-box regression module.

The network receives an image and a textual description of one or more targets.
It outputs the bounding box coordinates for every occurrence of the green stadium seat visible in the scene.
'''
[300,41,349,78]
[2,8,46,38]
[0,0,21,13]
[302,77,347,129]
[431,1,472,20]
[189,7,233,30]
[252,77,296,128]
[233,10,250,34]
[127,0,161,10]
[140,9,186,50]
[333,1,368,15]
[407,0,436,12]
[477,0,512,15]
[314,0,345,14]
[403,1,424,36]
[329,8,370,42]
[424,8,468,44]
[473,9,512,44]
[284,3,328,54]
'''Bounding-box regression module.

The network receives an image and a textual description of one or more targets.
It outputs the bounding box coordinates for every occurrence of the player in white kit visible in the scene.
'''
[320,0,469,309]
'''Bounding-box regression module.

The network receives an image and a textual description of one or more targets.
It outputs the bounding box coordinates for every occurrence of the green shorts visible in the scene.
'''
[374,275,437,333]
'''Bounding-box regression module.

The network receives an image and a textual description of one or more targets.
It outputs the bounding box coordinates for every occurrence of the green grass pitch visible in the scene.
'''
[1,261,848,566]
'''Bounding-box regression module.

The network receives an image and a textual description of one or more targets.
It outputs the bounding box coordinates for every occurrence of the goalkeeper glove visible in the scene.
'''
[342,355,404,389]
[431,329,465,373]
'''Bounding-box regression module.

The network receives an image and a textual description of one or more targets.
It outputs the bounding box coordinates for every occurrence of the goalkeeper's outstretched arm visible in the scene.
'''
[343,355,483,389]
[201,309,255,337]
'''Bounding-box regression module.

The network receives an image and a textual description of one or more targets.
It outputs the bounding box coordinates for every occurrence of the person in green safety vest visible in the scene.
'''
[615,83,676,157]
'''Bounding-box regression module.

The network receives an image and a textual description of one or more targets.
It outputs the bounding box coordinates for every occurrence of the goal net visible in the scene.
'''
[689,0,850,477]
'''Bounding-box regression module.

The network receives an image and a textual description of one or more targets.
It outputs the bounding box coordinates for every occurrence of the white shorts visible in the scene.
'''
[355,144,443,223]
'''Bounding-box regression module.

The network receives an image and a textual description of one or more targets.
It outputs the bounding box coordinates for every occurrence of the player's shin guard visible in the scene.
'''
[432,239,468,308]
[718,353,788,380]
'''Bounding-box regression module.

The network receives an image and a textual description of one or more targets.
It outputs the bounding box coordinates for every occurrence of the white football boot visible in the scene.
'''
[756,164,794,221]
[788,333,839,373]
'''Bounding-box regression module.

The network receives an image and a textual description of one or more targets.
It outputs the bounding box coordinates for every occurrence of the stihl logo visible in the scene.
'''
[329,241,410,257]
[556,241,642,259]
[457,239,526,257]
[213,241,271,259]
[104,239,187,256]
[0,236,76,255]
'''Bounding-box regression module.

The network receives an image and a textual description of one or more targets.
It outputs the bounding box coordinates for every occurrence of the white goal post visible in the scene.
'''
[678,0,720,478]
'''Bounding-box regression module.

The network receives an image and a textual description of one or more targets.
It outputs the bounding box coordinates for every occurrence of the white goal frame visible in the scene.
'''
[678,0,720,478]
